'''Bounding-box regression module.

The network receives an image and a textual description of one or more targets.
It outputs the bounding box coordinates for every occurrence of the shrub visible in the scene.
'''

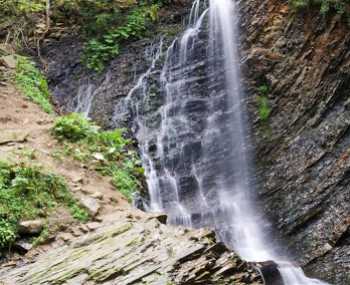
[0,161,88,248]
[52,113,99,142]
[52,113,144,201]
[83,4,161,72]
[15,56,53,113]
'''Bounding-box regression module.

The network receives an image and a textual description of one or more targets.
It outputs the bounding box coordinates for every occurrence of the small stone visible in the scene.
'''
[59,233,73,242]
[148,213,168,224]
[71,228,82,237]
[86,222,100,231]
[18,220,44,235]
[72,175,84,184]
[94,216,103,222]
[79,224,89,233]
[92,153,105,161]
[90,191,103,200]
[79,196,101,216]
[14,240,33,254]
[0,55,16,69]
[71,185,82,192]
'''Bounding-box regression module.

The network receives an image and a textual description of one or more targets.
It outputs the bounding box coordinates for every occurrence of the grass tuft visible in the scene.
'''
[15,56,53,114]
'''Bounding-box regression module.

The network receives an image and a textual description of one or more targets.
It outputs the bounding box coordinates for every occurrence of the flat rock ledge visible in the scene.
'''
[0,212,262,285]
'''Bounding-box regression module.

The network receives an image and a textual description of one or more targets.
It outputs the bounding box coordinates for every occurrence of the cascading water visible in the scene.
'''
[113,0,331,284]
[74,83,96,117]
[68,71,113,118]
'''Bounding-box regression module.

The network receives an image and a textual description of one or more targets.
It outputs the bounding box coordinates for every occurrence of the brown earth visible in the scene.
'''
[0,78,130,261]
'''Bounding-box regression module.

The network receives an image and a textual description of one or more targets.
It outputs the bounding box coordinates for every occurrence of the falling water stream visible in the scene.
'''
[112,0,331,284]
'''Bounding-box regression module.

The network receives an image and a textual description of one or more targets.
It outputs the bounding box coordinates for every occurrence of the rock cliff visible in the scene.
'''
[241,1,350,284]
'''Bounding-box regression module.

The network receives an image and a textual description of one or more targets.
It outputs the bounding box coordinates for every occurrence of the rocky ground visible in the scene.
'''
[0,211,262,285]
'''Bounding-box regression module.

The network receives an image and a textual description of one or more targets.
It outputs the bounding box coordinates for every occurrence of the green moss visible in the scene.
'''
[32,225,50,246]
[15,56,53,114]
[257,85,271,121]
[156,24,183,38]
[0,161,88,249]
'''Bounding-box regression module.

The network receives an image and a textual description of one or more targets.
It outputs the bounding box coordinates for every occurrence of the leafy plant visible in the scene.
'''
[52,113,144,201]
[0,161,88,248]
[15,56,53,114]
[69,204,89,222]
[32,225,49,246]
[111,169,138,201]
[83,4,161,72]
[0,220,16,248]
[52,113,99,142]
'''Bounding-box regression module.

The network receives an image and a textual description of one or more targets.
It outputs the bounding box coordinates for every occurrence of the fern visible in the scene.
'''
[83,4,161,72]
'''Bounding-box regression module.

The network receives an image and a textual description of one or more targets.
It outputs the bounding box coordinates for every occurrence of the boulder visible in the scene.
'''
[78,196,101,216]
[18,220,44,235]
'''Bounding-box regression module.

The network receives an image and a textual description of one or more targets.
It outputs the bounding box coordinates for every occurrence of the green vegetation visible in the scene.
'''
[1,0,169,72]
[83,3,161,72]
[15,56,53,113]
[0,161,88,248]
[289,0,350,16]
[52,113,144,201]
[32,225,49,246]
[52,113,98,142]
[257,85,271,121]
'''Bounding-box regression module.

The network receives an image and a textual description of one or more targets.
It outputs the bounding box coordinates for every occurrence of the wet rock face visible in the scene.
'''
[240,0,350,283]
[0,213,262,285]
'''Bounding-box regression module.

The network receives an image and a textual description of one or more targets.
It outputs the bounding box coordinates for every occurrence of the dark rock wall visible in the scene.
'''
[44,0,350,283]
[241,0,350,283]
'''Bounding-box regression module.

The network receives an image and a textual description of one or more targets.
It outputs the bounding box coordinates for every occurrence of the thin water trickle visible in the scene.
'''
[74,71,113,118]
[74,83,95,117]
[115,0,331,284]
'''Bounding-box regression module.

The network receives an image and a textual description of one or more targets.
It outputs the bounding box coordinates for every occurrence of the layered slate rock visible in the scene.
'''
[240,0,350,283]
[0,213,262,285]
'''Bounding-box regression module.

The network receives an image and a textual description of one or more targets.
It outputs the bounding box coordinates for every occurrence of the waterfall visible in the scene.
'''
[114,0,331,284]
